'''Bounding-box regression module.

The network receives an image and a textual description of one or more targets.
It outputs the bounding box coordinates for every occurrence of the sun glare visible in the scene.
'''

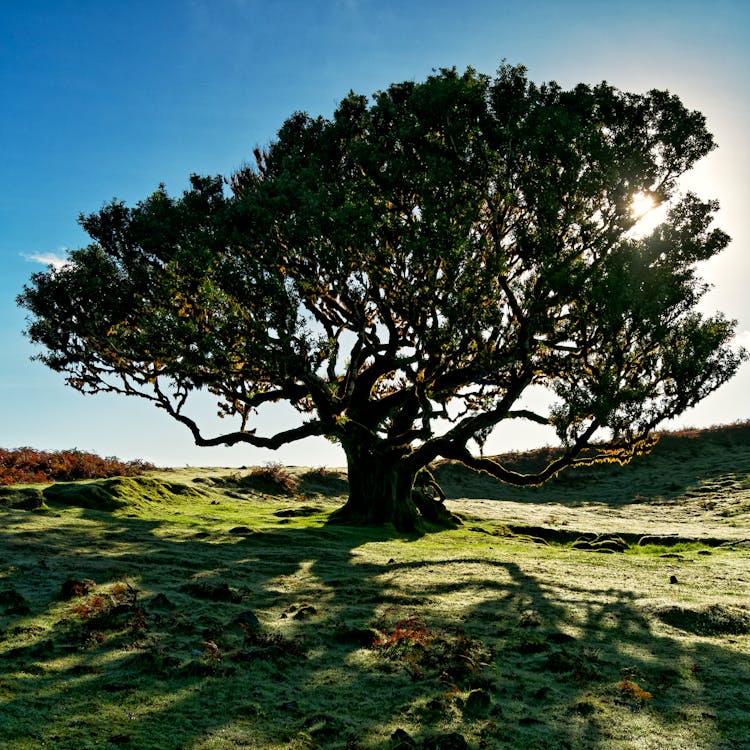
[628,191,666,238]
[630,191,656,218]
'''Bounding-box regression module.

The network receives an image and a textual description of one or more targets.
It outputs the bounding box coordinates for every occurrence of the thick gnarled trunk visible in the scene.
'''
[331,441,459,532]
[332,442,421,532]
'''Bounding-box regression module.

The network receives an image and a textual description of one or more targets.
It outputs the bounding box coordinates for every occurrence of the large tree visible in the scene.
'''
[19,65,745,531]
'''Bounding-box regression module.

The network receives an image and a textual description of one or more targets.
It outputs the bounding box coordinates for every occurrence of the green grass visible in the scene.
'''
[1,425,750,749]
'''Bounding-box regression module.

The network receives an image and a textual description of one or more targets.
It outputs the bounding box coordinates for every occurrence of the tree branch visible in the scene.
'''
[155,391,329,448]
[440,420,599,486]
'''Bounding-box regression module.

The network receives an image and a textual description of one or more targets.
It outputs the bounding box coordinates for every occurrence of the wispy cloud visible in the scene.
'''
[22,251,69,270]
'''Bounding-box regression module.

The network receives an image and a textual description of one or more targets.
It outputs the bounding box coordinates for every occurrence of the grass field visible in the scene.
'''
[1,423,749,749]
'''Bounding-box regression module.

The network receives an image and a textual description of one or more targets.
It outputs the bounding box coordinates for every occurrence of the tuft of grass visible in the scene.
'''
[216,462,302,497]
[650,603,750,636]
[299,467,349,498]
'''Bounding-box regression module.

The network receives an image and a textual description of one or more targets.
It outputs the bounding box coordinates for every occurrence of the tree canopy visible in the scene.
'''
[19,64,745,530]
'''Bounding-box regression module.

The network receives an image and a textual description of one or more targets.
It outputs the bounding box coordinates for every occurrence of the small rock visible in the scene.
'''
[390,728,418,749]
[234,610,261,631]
[179,581,242,603]
[287,603,317,620]
[463,688,491,716]
[422,733,469,750]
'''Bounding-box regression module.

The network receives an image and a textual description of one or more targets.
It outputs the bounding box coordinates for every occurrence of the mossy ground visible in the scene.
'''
[1,428,750,749]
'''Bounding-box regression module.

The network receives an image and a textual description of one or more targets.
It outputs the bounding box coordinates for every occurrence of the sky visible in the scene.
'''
[2,0,748,468]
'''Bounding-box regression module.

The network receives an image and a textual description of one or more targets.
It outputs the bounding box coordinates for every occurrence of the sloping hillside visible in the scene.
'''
[438,420,750,543]
[436,420,750,505]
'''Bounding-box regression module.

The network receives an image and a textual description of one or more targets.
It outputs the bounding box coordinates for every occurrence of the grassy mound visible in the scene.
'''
[0,486,46,510]
[42,476,205,511]
[651,604,750,636]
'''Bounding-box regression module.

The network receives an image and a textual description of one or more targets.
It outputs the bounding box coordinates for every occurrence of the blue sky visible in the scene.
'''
[2,0,749,467]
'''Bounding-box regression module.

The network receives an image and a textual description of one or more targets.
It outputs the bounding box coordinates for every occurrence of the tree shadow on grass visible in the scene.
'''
[0,502,749,749]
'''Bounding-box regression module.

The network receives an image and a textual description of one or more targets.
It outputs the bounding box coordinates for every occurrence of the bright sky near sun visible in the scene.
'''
[2,0,749,467]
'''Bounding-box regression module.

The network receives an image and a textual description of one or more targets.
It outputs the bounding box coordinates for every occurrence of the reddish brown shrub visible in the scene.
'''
[0,448,154,485]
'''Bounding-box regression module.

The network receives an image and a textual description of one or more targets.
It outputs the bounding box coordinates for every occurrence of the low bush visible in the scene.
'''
[246,463,299,495]
[0,448,154,485]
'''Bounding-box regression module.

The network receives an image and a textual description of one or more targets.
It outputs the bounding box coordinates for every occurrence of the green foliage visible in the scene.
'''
[18,64,746,527]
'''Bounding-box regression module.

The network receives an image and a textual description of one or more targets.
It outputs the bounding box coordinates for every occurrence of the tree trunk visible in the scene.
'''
[330,440,459,532]
[329,441,421,532]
